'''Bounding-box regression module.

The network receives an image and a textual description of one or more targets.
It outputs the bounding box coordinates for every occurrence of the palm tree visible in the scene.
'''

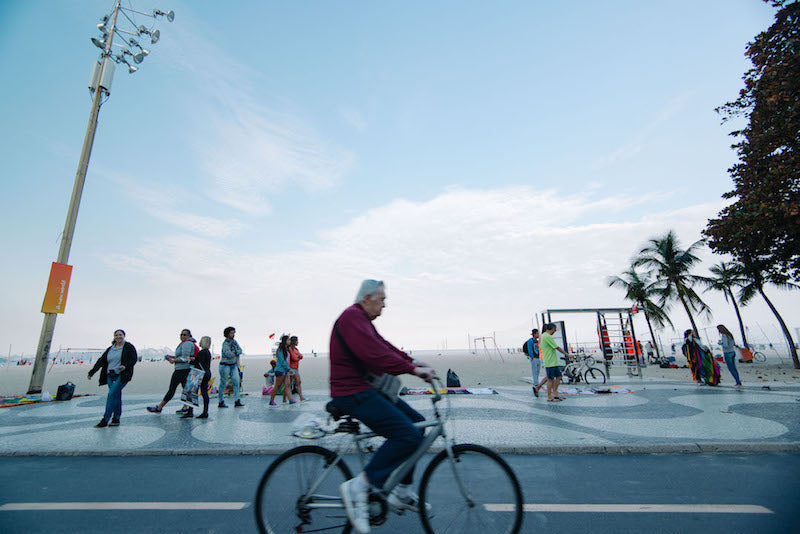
[701,261,750,349]
[608,267,673,360]
[633,230,710,335]
[737,261,799,369]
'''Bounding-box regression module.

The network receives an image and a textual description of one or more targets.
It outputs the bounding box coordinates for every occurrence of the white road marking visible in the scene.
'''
[0,502,248,511]
[485,504,773,514]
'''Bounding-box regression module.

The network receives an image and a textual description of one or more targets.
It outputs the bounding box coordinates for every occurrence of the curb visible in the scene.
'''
[2,442,799,457]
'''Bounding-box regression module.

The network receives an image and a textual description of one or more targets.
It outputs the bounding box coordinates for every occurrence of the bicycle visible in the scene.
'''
[254,378,523,533]
[561,354,606,384]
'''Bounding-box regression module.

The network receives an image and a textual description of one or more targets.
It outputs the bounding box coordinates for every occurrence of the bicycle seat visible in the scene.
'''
[325,401,345,421]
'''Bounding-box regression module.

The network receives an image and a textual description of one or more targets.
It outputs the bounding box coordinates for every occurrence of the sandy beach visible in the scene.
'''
[2,350,799,398]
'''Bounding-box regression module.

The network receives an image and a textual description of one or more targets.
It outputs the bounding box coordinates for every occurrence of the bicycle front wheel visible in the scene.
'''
[754,351,766,362]
[419,443,523,534]
[255,445,354,534]
[584,367,606,384]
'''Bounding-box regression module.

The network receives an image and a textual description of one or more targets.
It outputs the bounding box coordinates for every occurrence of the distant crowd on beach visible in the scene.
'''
[521,323,745,402]
[86,326,309,428]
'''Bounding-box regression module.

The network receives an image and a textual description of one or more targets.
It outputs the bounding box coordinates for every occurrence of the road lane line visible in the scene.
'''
[0,502,248,511]
[485,504,773,514]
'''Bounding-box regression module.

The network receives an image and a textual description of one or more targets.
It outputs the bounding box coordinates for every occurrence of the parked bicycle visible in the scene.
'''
[254,378,523,533]
[561,354,606,384]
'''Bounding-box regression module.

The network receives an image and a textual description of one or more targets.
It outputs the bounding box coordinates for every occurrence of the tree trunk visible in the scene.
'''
[643,310,661,360]
[758,286,799,369]
[729,288,749,349]
[677,293,699,337]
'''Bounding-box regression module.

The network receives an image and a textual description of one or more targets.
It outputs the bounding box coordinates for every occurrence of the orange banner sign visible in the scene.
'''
[41,262,73,314]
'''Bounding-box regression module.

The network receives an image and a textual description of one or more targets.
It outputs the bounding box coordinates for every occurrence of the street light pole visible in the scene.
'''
[27,2,122,395]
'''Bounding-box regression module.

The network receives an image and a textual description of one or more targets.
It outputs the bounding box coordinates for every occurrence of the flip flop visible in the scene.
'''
[532,386,539,398]
[554,396,565,401]
[547,398,563,402]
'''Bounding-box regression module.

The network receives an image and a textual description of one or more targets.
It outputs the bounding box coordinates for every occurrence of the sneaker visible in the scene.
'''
[532,385,539,398]
[234,400,244,407]
[176,406,189,414]
[109,417,120,427]
[340,478,370,534]
[180,410,194,419]
[146,406,162,413]
[95,419,108,428]
[218,402,228,408]
[196,413,209,419]
[269,401,278,406]
[388,488,432,516]
[289,399,297,405]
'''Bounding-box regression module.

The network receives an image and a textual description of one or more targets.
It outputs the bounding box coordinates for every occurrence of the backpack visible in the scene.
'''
[521,341,530,356]
[446,368,461,388]
[56,381,76,401]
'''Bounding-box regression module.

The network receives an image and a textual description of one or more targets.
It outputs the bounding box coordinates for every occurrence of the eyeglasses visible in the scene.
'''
[180,333,188,336]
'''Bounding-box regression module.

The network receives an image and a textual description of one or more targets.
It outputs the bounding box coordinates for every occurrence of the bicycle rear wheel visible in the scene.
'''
[584,367,606,384]
[255,445,353,534]
[419,443,523,534]
[753,351,766,362]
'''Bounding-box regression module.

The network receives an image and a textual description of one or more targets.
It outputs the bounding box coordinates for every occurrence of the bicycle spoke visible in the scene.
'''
[420,444,522,534]
[255,446,352,534]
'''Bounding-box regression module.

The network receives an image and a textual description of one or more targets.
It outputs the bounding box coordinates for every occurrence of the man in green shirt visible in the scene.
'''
[538,323,571,402]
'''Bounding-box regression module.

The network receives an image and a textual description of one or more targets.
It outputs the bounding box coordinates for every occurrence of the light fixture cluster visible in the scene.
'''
[91,6,174,74]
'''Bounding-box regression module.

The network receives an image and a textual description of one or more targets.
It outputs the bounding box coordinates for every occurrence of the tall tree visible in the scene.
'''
[608,268,673,359]
[700,261,750,349]
[634,231,710,335]
[737,259,800,368]
[704,0,800,282]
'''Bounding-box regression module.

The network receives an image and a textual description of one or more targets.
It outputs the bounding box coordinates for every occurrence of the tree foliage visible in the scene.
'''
[704,0,800,281]
[633,230,710,335]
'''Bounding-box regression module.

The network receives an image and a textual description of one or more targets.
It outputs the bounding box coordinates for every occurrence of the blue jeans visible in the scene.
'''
[724,352,742,385]
[331,389,424,488]
[103,373,127,421]
[529,358,541,383]
[218,364,240,402]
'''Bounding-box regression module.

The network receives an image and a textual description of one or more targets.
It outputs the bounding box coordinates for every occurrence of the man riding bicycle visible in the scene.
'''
[329,280,436,534]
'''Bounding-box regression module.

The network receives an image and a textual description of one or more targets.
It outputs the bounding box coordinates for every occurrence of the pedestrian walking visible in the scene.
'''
[540,323,570,402]
[288,335,307,401]
[523,329,547,397]
[182,335,213,418]
[88,329,138,427]
[717,324,743,388]
[682,330,720,386]
[147,329,197,413]
[219,326,244,408]
[269,335,296,405]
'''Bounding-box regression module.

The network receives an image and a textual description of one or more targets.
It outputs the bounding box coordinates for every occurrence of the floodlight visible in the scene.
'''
[128,65,138,74]
[133,50,149,64]
[154,9,175,22]
[91,37,106,50]
[150,29,160,44]
[97,22,107,32]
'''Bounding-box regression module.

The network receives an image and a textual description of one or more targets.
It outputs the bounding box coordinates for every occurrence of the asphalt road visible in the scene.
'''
[1,453,798,533]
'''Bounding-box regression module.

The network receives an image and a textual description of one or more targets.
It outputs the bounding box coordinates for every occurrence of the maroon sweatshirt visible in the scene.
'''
[329,303,415,397]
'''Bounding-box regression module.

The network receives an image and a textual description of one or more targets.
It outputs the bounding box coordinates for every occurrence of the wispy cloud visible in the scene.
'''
[104,171,245,238]
[591,92,693,171]
[161,15,355,216]
[101,185,725,349]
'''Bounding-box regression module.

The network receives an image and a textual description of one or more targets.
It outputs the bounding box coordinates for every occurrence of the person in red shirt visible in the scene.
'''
[331,280,436,534]
[287,335,307,401]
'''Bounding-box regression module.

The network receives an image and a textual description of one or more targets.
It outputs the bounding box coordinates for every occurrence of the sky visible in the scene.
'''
[1,0,797,358]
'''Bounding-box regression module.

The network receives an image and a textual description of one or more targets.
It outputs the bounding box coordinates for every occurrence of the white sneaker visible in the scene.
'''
[387,488,433,516]
[340,478,370,534]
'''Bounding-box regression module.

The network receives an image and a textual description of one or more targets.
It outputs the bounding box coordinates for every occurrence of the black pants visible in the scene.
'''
[199,371,210,414]
[162,368,190,403]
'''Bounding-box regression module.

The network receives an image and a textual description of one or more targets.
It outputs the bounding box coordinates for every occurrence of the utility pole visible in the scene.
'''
[27,1,173,394]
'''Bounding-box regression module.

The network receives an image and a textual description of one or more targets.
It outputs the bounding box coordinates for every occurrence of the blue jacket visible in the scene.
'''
[174,338,196,370]
[221,338,242,365]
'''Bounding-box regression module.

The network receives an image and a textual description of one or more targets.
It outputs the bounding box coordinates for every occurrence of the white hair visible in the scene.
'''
[354,279,385,303]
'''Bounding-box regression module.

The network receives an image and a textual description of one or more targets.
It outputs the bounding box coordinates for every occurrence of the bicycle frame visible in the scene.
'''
[301,379,473,511]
